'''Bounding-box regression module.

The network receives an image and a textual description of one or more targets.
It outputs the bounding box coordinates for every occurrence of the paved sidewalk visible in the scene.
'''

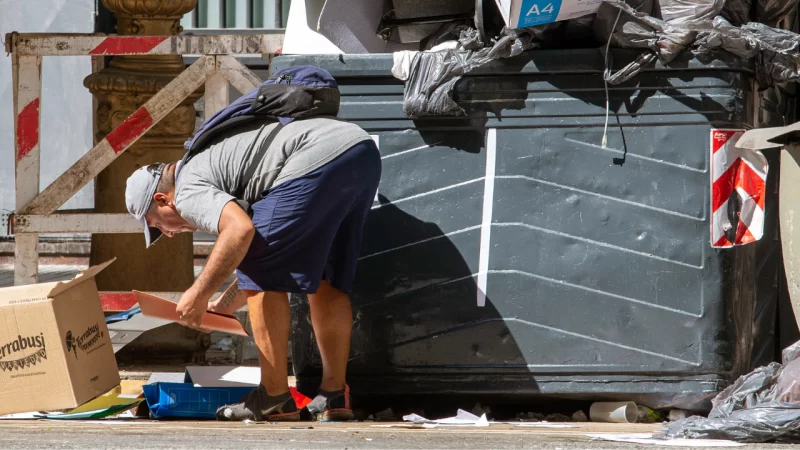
[0,421,769,450]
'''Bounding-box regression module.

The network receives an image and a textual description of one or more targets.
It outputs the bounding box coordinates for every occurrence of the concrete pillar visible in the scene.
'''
[85,0,200,291]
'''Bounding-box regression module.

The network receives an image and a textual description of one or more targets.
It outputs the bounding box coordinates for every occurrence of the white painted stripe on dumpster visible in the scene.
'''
[371,135,380,202]
[477,128,497,307]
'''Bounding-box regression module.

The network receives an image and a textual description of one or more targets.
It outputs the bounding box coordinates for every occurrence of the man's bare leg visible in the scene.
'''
[307,280,352,392]
[246,290,291,395]
[216,290,296,421]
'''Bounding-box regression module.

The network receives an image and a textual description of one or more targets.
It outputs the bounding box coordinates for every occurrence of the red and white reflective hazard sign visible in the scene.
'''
[710,129,768,248]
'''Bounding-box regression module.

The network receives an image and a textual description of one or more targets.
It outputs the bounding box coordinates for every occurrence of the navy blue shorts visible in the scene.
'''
[236,139,381,294]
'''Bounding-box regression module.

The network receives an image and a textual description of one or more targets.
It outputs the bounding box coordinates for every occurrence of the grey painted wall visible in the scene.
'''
[1,0,95,220]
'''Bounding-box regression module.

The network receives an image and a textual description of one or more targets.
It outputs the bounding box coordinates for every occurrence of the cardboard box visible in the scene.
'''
[494,0,602,28]
[0,260,120,415]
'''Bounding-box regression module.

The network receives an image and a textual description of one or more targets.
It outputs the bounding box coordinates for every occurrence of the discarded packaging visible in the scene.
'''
[106,307,171,353]
[589,401,638,423]
[397,0,800,118]
[494,0,603,28]
[402,27,538,118]
[666,340,800,443]
[0,260,120,415]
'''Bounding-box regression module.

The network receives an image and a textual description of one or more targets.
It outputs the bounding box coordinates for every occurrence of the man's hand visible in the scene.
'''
[176,288,208,329]
[178,201,254,329]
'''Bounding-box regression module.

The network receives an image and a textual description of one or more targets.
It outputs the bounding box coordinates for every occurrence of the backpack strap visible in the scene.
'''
[177,121,284,193]
[233,122,285,199]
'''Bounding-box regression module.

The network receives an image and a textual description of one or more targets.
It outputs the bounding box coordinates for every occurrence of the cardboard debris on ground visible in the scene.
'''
[0,259,120,415]
[107,311,171,354]
[41,402,141,420]
[66,386,142,415]
[134,291,249,336]
[587,433,744,447]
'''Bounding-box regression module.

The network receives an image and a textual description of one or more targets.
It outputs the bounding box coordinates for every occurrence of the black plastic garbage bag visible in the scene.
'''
[665,340,800,443]
[595,0,720,84]
[597,0,800,87]
[692,17,800,87]
[667,404,800,443]
[402,27,538,118]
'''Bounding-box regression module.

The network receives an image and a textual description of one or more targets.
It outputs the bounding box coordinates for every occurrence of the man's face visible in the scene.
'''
[145,194,197,237]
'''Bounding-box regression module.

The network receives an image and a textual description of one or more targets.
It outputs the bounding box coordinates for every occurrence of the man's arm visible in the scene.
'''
[176,201,254,327]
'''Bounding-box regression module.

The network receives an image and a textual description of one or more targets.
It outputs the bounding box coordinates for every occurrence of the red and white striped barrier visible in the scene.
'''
[7,32,274,285]
[12,53,43,285]
[6,33,283,56]
[20,55,217,216]
[100,292,181,311]
[711,129,768,248]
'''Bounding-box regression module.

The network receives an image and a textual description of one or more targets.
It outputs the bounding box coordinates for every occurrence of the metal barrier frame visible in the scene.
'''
[5,32,281,285]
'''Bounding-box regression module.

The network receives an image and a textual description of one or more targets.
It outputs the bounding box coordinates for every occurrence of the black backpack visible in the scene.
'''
[182,65,341,163]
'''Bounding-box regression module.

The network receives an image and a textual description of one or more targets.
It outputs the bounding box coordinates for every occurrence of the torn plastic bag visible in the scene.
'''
[659,0,725,24]
[594,0,718,85]
[708,363,783,418]
[664,340,800,443]
[594,1,694,84]
[421,23,478,51]
[402,27,540,118]
[598,0,800,87]
[721,0,752,26]
[666,404,800,443]
[692,17,800,87]
[783,340,800,365]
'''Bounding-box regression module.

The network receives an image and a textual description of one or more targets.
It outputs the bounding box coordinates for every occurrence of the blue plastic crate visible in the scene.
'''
[142,383,254,419]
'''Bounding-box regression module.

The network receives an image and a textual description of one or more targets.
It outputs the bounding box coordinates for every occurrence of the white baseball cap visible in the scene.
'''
[125,163,165,248]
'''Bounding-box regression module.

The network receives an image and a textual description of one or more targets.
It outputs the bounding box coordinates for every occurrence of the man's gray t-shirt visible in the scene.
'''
[175,117,371,234]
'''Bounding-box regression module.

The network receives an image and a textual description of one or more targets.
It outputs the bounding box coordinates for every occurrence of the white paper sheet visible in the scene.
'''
[403,409,490,427]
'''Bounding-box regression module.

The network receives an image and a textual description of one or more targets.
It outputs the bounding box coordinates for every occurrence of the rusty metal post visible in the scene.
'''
[85,0,200,292]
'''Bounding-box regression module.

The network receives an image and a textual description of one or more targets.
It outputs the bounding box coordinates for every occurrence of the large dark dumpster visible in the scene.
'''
[274,49,787,411]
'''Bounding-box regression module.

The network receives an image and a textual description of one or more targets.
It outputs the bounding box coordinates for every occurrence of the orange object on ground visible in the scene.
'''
[290,387,312,409]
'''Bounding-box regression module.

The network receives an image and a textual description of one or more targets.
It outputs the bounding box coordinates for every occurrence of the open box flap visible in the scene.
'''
[48,258,116,298]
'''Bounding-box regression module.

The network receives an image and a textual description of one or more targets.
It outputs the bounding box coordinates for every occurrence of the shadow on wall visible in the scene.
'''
[291,192,530,396]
